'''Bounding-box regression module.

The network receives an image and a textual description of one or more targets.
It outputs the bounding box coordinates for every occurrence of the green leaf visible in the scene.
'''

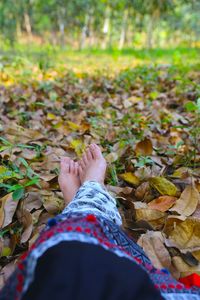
[8,184,23,192]
[24,176,39,187]
[12,188,25,201]
[18,157,29,168]
[184,101,197,112]
[0,137,13,146]
[196,98,200,112]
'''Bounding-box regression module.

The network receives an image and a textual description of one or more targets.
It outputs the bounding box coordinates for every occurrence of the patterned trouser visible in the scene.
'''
[63,181,122,225]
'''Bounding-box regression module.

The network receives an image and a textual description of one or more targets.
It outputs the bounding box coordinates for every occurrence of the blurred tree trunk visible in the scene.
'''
[16,19,22,40]
[58,22,65,47]
[79,14,90,50]
[119,9,129,50]
[88,15,95,47]
[102,6,110,49]
[146,10,160,49]
[24,12,32,39]
[146,16,153,49]
[57,7,66,48]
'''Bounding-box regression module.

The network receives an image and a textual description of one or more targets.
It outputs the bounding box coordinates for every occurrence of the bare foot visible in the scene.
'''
[78,144,107,185]
[58,157,81,205]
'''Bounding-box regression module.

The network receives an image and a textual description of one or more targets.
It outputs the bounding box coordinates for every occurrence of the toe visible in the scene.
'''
[69,159,75,173]
[74,162,79,176]
[82,153,88,165]
[91,143,102,159]
[63,161,70,173]
[79,159,85,169]
[60,157,70,173]
[86,148,93,160]
[62,157,70,164]
[78,165,84,178]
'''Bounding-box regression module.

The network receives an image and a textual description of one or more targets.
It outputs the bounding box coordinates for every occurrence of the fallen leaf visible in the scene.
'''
[0,193,19,228]
[171,167,192,178]
[138,231,171,269]
[17,208,33,243]
[119,172,140,186]
[42,191,64,214]
[150,177,178,196]
[0,262,16,289]
[135,182,150,200]
[23,192,43,211]
[172,256,200,277]
[192,250,200,261]
[135,138,153,156]
[105,152,118,163]
[169,185,200,217]
[148,196,177,212]
[135,206,166,230]
[164,217,200,252]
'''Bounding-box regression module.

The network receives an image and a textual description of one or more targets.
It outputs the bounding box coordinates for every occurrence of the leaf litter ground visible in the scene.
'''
[0,52,200,287]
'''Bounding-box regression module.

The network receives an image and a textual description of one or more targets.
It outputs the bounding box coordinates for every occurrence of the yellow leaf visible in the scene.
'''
[0,166,7,173]
[164,217,200,252]
[135,206,166,230]
[135,138,153,156]
[119,172,140,186]
[192,250,200,261]
[47,113,57,120]
[67,121,80,131]
[1,247,11,257]
[70,139,85,156]
[150,177,177,196]
[172,167,191,178]
[169,185,200,216]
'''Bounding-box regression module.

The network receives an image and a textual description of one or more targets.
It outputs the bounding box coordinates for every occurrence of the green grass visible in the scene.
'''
[0,45,200,79]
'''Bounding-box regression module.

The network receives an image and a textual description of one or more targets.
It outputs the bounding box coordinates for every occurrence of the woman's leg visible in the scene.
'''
[59,144,122,226]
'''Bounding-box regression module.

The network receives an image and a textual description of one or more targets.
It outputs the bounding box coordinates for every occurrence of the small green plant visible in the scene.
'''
[134,156,154,168]
[184,98,200,167]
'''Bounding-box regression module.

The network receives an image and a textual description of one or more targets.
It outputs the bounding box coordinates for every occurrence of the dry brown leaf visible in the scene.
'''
[4,124,44,143]
[192,250,200,261]
[106,185,133,195]
[171,167,192,179]
[23,192,43,212]
[17,209,33,243]
[169,185,200,217]
[105,152,118,163]
[135,182,150,200]
[164,217,200,252]
[138,231,171,269]
[192,203,200,218]
[0,193,19,228]
[148,196,177,212]
[0,262,17,289]
[172,256,200,277]
[135,206,166,230]
[42,191,64,214]
[135,138,153,156]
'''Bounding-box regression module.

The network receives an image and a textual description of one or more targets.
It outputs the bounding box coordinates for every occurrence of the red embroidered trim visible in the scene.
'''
[86,215,96,222]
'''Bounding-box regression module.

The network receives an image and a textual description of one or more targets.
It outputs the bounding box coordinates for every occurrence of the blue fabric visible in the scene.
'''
[22,241,163,300]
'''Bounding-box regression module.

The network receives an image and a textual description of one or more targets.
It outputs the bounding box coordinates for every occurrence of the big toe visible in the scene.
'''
[60,157,70,173]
